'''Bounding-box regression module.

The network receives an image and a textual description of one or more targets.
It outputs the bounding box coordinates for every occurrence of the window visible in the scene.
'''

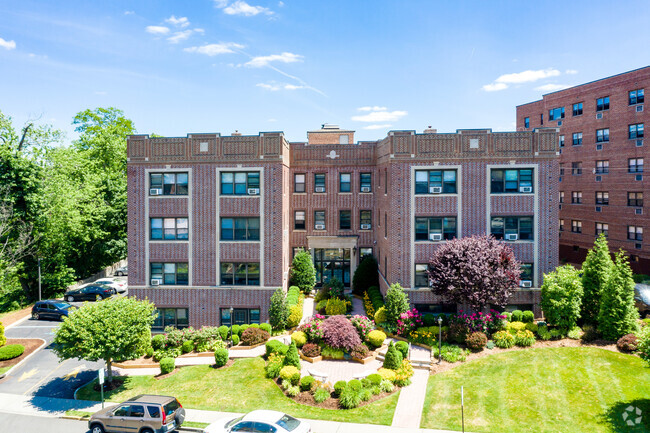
[339,173,351,192]
[384,213,387,238]
[572,132,583,146]
[559,191,564,203]
[628,226,643,241]
[385,170,388,194]
[414,264,429,287]
[314,173,326,192]
[629,158,644,173]
[220,263,260,286]
[548,107,565,120]
[524,117,530,128]
[150,172,188,195]
[294,174,305,193]
[628,192,643,207]
[152,308,189,330]
[629,89,645,105]
[314,211,325,229]
[629,123,644,139]
[595,160,609,174]
[595,223,609,237]
[415,217,457,241]
[559,164,565,176]
[572,102,583,116]
[596,128,610,143]
[415,169,457,194]
[491,216,533,240]
[595,191,609,205]
[559,219,564,231]
[571,220,582,233]
[572,162,582,175]
[540,113,544,125]
[150,263,188,285]
[220,217,260,241]
[150,217,188,240]
[294,211,305,230]
[520,263,533,281]
[359,247,373,261]
[558,135,565,148]
[490,169,533,193]
[220,172,260,195]
[360,173,372,192]
[571,191,582,204]
[360,210,372,229]
[596,96,610,111]
[339,210,351,230]
[220,308,260,326]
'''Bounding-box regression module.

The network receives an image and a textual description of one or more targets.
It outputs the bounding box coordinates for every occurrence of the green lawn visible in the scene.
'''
[0,366,10,375]
[422,347,650,433]
[76,357,399,425]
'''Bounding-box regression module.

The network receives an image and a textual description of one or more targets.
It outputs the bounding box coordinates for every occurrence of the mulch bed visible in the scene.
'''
[0,307,33,328]
[274,378,398,409]
[211,359,235,369]
[0,338,44,369]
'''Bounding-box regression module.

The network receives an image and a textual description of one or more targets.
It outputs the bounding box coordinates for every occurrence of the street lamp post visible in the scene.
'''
[437,316,443,364]
[229,307,234,347]
[38,258,42,301]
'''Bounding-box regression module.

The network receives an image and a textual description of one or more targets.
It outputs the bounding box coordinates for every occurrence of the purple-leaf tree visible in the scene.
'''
[427,235,521,312]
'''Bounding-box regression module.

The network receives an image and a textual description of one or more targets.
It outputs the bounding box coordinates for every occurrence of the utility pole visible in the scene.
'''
[38,258,42,301]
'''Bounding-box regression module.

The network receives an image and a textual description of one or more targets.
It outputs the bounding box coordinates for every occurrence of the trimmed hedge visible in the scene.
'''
[265,340,289,357]
[159,357,175,374]
[0,344,25,361]
[214,347,229,367]
[300,375,315,391]
[367,286,385,312]
[151,334,165,350]
[394,341,409,359]
[286,286,301,306]
[291,331,307,347]
[366,330,387,349]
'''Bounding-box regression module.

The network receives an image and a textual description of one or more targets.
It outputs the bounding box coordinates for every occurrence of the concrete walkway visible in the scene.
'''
[301,295,315,324]
[391,369,430,429]
[350,295,365,316]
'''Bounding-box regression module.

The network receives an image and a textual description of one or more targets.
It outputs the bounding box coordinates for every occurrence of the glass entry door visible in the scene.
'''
[314,248,351,287]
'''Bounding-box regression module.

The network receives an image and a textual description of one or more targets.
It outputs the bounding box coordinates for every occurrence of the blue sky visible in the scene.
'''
[0,0,649,142]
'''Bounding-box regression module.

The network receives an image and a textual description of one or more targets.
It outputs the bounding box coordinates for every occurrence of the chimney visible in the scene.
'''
[231,130,242,136]
[423,126,437,134]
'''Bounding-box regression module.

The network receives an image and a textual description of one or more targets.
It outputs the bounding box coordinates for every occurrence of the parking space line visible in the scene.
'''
[22,359,70,395]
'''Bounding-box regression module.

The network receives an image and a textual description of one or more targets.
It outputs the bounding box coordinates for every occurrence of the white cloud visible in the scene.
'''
[222,0,273,16]
[352,110,407,123]
[165,15,190,28]
[256,82,305,91]
[214,0,229,7]
[145,26,170,35]
[494,68,561,84]
[256,83,280,91]
[283,84,305,90]
[124,11,135,15]
[194,28,205,34]
[184,42,244,56]
[535,83,571,92]
[565,69,578,75]
[168,30,194,44]
[278,1,284,6]
[245,52,303,68]
[357,106,387,112]
[482,82,508,92]
[0,37,16,50]
[363,124,392,130]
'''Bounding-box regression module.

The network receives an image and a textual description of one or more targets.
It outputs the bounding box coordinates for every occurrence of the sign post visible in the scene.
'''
[98,369,105,409]
[461,386,465,433]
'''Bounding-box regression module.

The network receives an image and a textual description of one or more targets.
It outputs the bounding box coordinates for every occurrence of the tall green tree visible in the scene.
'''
[598,251,639,340]
[269,287,289,331]
[290,248,316,295]
[581,234,614,325]
[540,265,583,331]
[384,283,410,327]
[352,255,378,296]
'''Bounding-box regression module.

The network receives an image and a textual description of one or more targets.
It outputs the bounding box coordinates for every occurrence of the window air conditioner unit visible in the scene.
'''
[637,105,644,112]
[596,112,603,119]
[636,208,643,215]
[520,280,532,288]
[505,233,518,241]
[520,186,533,193]
[429,186,443,194]
[595,206,601,212]
[315,187,325,193]
[429,233,443,241]
[247,188,260,195]
[150,279,162,286]
[314,224,325,230]
[637,139,644,147]
[361,187,371,193]
[150,188,162,196]
[361,224,371,230]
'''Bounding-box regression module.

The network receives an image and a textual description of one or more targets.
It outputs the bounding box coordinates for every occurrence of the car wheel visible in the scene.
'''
[140,429,153,433]
[32,312,39,320]
[117,271,123,276]
[67,296,75,302]
[90,423,105,433]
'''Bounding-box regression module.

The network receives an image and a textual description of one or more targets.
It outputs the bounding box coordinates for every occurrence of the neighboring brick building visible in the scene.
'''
[517,66,649,272]
[127,125,559,328]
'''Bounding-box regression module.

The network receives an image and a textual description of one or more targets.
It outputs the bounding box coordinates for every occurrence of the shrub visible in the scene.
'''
[265,353,284,378]
[377,368,397,382]
[366,330,387,349]
[145,347,154,358]
[359,388,372,402]
[541,264,584,331]
[380,379,394,393]
[323,298,346,316]
[511,310,523,322]
[352,255,379,296]
[286,286,300,306]
[321,315,362,352]
[313,387,330,403]
[466,332,488,352]
[279,366,301,385]
[315,300,328,314]
[339,386,362,409]
[637,326,650,365]
[269,287,289,331]
[599,252,640,341]
[486,341,495,350]
[287,305,303,329]
[432,344,469,363]
[0,344,24,361]
[582,234,615,325]
[514,330,536,347]
[290,249,316,295]
[422,314,436,327]
[241,327,270,346]
[0,323,6,347]
[163,327,184,348]
[506,321,527,334]
[281,379,292,390]
[350,315,375,340]
[286,385,300,397]
[581,324,601,342]
[395,341,409,359]
[567,327,583,340]
[266,340,289,357]
[284,343,301,368]
[347,379,362,392]
[159,357,175,374]
[367,373,382,386]
[218,325,229,341]
[493,331,515,348]
[300,375,315,392]
[231,324,241,337]
[383,342,403,370]
[370,385,381,396]
[151,334,165,350]
[503,312,512,321]
[240,324,250,334]
[259,323,272,334]
[334,380,347,397]
[522,310,534,323]
[351,344,370,359]
[385,283,410,326]
[181,340,194,354]
[321,346,345,359]
[549,329,564,340]
[291,331,307,348]
[537,326,552,341]
[214,348,229,367]
[232,334,240,346]
[394,359,414,387]
[617,333,639,353]
[449,321,469,344]
[525,322,539,334]
[301,343,321,358]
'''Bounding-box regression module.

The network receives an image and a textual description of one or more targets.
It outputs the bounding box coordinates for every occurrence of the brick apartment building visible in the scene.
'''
[127,125,559,329]
[517,66,649,272]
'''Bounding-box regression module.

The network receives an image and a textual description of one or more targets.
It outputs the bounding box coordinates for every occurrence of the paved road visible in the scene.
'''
[3,413,90,432]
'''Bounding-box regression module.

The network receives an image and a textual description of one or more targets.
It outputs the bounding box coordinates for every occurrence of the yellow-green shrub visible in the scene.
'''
[377,367,396,382]
[366,330,387,349]
[325,298,347,316]
[374,306,387,324]
[279,365,301,385]
[291,331,307,347]
[287,305,303,328]
[506,321,527,334]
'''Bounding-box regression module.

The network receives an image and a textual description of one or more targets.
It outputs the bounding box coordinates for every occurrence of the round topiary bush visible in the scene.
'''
[145,347,154,358]
[522,310,534,323]
[383,342,403,370]
[394,341,409,359]
[366,330,387,349]
[181,340,194,354]
[266,340,288,357]
[214,347,229,367]
[231,324,241,337]
[301,343,321,358]
[151,334,165,350]
[334,380,347,397]
[232,334,240,346]
[466,332,488,352]
[291,331,307,347]
[617,333,639,353]
[218,325,229,341]
[241,327,270,346]
[279,366,301,386]
[511,310,523,322]
[493,330,515,349]
[300,375,315,392]
[367,373,382,386]
[0,344,25,361]
[506,321,527,334]
[259,323,272,334]
[374,306,387,325]
[159,357,175,374]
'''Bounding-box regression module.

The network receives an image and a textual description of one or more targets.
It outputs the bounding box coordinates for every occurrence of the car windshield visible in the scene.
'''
[54,303,71,309]
[226,416,244,428]
[276,414,300,432]
[163,399,180,416]
[638,288,650,303]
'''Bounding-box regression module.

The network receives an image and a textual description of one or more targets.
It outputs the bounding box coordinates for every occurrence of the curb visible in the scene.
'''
[59,415,205,432]
[3,338,47,378]
[3,313,31,331]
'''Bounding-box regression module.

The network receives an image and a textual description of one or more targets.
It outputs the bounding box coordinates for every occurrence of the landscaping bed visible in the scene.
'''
[0,306,33,327]
[0,338,44,371]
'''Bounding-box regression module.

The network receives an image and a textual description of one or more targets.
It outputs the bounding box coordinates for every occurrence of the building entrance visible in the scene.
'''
[314,248,351,287]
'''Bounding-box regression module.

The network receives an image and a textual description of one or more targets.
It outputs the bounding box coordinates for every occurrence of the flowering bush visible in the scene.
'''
[451,310,507,336]
[297,314,325,342]
[322,315,362,352]
[350,315,375,340]
[396,308,423,337]
[409,327,437,346]
[394,359,414,386]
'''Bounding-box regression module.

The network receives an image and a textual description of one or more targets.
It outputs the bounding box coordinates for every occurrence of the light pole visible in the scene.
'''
[38,258,42,301]
[229,307,234,346]
[437,315,443,364]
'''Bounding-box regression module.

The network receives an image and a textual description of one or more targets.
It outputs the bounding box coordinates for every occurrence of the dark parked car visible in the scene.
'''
[64,285,114,302]
[635,284,650,318]
[32,300,74,321]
